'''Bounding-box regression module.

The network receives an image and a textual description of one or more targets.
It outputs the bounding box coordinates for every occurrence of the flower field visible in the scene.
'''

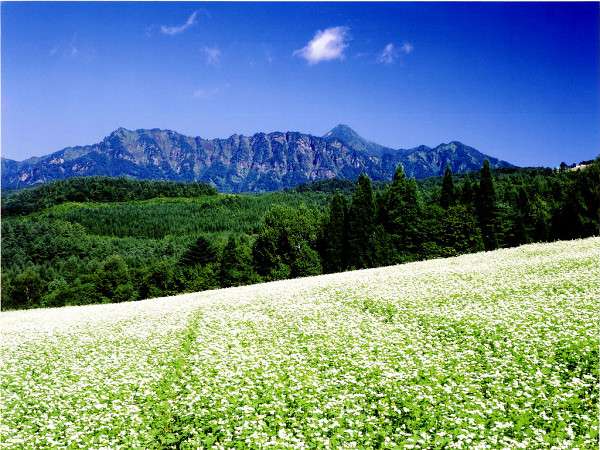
[1,238,599,449]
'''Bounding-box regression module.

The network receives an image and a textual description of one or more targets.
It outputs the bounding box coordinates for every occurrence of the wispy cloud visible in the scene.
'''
[192,83,230,99]
[48,35,82,58]
[400,42,414,55]
[294,26,350,65]
[161,11,198,36]
[377,43,397,64]
[69,43,79,57]
[377,42,414,64]
[201,46,221,66]
[193,87,220,99]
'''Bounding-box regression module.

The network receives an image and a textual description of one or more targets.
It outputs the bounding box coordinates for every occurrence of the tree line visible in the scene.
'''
[1,176,218,216]
[1,159,598,310]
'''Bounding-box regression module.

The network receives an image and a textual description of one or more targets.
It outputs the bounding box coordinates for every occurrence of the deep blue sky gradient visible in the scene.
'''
[2,2,599,166]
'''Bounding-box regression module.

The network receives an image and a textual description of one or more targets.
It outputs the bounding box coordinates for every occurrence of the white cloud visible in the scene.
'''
[377,42,414,64]
[294,26,349,65]
[377,43,397,64]
[201,46,221,66]
[161,11,198,36]
[400,42,414,55]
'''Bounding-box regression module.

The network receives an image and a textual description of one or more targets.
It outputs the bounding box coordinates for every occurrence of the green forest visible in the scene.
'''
[2,160,599,310]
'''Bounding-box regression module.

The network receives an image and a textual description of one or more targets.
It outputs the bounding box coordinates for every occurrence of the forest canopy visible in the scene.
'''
[2,160,599,310]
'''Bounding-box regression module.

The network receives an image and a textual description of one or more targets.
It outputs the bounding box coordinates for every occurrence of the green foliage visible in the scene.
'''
[139,260,177,299]
[220,236,256,287]
[1,176,217,216]
[2,159,599,310]
[294,178,356,194]
[477,160,499,250]
[5,238,598,448]
[320,193,348,273]
[440,205,485,255]
[180,236,218,267]
[41,278,99,308]
[252,205,322,280]
[506,187,533,246]
[183,264,220,293]
[39,193,327,239]
[381,165,422,258]
[347,174,376,269]
[5,266,45,309]
[553,160,600,240]
[1,219,89,266]
[440,164,455,209]
[96,255,137,303]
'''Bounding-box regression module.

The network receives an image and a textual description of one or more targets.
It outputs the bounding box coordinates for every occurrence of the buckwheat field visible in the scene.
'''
[1,238,599,449]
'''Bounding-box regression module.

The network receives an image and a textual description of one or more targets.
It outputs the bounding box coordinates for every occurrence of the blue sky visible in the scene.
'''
[2,2,599,166]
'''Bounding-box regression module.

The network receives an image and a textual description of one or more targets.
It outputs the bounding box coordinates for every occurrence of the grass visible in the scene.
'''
[1,237,599,448]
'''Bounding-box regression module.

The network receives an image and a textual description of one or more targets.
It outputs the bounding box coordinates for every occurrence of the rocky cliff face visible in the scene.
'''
[1,126,514,192]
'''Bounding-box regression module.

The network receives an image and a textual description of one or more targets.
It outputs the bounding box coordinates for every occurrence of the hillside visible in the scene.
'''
[2,162,598,311]
[1,238,598,448]
[1,125,514,191]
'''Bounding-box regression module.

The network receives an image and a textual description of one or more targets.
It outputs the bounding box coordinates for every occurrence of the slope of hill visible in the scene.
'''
[3,162,598,311]
[1,125,514,191]
[1,237,598,448]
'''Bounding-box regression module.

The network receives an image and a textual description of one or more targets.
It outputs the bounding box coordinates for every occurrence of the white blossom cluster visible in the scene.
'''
[1,237,599,449]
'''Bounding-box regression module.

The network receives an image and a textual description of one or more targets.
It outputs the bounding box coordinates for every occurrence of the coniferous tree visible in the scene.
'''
[252,205,321,280]
[220,235,255,287]
[321,192,348,273]
[440,165,455,209]
[180,236,218,266]
[5,159,600,311]
[96,254,136,302]
[556,159,600,238]
[382,165,421,258]
[141,259,176,299]
[459,179,476,205]
[441,205,485,255]
[508,186,533,246]
[553,182,591,240]
[9,266,45,309]
[346,174,376,269]
[531,194,551,242]
[477,160,499,250]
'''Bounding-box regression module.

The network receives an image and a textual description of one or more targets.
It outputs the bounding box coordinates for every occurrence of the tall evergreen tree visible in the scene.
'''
[252,205,321,280]
[346,174,376,269]
[8,266,45,309]
[477,160,499,250]
[440,165,455,209]
[220,235,255,287]
[508,186,533,246]
[96,254,136,302]
[180,236,218,266]
[441,205,485,255]
[459,178,476,205]
[382,165,421,258]
[321,192,348,273]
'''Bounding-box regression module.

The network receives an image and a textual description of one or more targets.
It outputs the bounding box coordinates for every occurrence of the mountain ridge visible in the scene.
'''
[1,125,515,192]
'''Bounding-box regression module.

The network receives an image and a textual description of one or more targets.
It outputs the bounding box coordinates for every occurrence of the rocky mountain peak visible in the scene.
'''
[324,124,362,141]
[1,126,515,191]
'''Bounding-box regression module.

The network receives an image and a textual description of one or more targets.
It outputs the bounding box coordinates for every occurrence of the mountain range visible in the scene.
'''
[1,125,514,192]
